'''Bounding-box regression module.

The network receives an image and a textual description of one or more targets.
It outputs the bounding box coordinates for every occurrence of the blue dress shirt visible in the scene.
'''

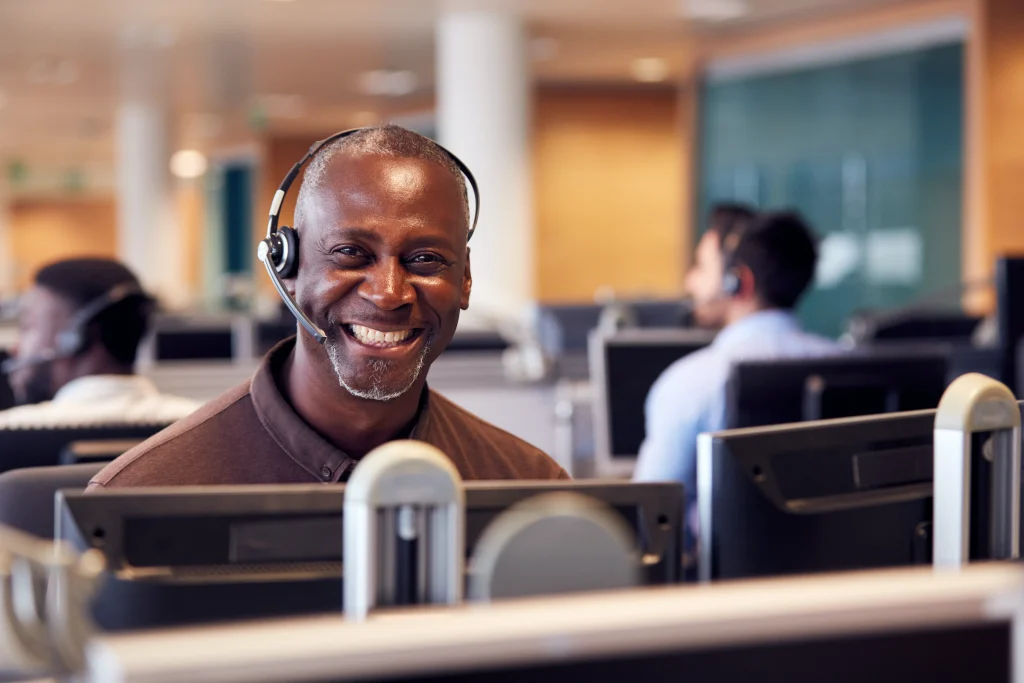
[633,309,841,551]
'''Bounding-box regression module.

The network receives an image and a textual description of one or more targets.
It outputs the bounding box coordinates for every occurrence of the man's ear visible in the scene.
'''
[460,247,472,310]
[736,264,756,300]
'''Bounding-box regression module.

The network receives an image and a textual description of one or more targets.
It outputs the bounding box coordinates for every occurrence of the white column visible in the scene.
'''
[115,47,186,308]
[436,11,532,321]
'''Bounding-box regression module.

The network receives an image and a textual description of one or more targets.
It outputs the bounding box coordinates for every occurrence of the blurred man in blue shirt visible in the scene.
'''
[634,207,840,554]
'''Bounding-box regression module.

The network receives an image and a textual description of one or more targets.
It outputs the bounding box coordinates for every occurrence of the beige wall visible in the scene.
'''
[533,86,687,303]
[8,198,117,290]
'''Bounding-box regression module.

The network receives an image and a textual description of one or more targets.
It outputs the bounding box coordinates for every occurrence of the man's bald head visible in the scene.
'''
[294,125,470,236]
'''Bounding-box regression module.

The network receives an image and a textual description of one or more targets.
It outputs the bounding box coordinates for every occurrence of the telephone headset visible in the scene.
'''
[1,282,147,374]
[720,217,752,298]
[256,127,481,345]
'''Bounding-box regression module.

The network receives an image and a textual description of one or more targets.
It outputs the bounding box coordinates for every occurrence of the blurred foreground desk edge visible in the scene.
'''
[84,563,1024,683]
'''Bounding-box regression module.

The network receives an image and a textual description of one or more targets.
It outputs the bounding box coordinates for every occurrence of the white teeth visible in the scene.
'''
[349,325,413,346]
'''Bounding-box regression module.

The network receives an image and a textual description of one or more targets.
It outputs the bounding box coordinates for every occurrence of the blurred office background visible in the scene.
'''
[0,0,1022,475]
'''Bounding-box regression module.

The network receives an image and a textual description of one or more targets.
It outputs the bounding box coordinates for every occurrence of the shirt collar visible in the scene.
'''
[52,374,159,404]
[249,338,432,483]
[712,309,802,350]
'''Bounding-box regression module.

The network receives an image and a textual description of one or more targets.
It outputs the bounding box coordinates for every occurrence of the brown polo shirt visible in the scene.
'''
[89,339,568,488]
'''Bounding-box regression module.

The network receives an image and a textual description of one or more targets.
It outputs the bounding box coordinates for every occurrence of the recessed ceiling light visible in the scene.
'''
[681,0,749,21]
[170,150,208,179]
[631,58,669,83]
[359,70,418,97]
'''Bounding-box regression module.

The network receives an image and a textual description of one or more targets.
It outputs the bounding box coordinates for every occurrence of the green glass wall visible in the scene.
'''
[698,43,964,337]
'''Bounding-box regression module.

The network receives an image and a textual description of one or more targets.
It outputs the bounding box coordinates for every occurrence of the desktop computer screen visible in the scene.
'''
[154,328,234,361]
[589,329,715,475]
[697,401,1024,581]
[57,481,683,631]
[726,350,949,429]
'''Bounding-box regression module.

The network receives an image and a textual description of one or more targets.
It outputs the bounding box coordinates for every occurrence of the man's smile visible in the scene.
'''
[341,323,426,353]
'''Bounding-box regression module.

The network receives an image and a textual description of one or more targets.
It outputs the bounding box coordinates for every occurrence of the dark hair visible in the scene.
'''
[708,202,756,235]
[710,210,819,310]
[34,258,152,366]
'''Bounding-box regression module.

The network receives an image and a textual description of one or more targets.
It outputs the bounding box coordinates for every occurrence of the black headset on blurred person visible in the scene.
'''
[719,214,754,299]
[255,128,480,345]
[1,282,147,374]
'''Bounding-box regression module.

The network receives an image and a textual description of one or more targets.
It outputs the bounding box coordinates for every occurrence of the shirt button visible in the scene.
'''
[320,465,333,479]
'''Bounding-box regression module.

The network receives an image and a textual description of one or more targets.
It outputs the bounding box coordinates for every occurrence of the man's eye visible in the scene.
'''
[407,253,450,273]
[333,246,368,261]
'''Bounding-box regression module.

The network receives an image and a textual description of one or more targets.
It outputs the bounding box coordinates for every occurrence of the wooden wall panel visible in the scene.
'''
[9,198,117,290]
[980,0,1024,264]
[533,87,686,303]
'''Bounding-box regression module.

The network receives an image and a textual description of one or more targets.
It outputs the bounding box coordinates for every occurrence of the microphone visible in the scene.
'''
[257,240,328,345]
[0,350,58,375]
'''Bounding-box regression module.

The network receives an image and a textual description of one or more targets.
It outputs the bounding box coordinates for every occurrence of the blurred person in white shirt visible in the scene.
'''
[0,258,198,427]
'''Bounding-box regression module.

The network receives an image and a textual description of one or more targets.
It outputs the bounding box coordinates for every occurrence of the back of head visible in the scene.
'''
[712,211,819,310]
[34,258,152,367]
[708,202,756,235]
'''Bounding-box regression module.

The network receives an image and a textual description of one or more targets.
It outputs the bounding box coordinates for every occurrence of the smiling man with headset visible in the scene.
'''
[633,206,840,554]
[0,258,199,427]
[90,125,567,489]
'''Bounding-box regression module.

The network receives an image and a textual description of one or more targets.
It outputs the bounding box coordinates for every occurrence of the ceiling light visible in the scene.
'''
[631,58,669,83]
[170,150,208,179]
[359,70,418,97]
[681,0,749,21]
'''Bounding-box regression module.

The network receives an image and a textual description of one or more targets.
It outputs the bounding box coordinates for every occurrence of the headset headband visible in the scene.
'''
[68,282,147,330]
[265,128,480,241]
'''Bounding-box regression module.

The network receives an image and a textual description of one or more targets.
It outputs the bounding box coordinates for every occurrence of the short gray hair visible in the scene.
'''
[294,124,470,233]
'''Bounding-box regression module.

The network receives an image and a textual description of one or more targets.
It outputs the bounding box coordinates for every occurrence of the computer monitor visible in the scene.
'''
[697,400,1024,582]
[726,350,949,429]
[845,310,982,345]
[57,481,682,631]
[589,329,715,476]
[534,304,604,356]
[84,564,1019,683]
[629,299,693,328]
[996,256,1024,394]
[141,315,253,362]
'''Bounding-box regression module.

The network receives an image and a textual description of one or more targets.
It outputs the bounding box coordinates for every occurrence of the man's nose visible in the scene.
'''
[358,258,416,310]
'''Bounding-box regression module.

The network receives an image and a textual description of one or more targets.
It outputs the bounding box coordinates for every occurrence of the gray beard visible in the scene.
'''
[325,338,430,402]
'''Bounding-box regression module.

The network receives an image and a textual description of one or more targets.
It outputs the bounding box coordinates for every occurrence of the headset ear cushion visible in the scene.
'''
[276,226,300,279]
[54,329,83,358]
[722,270,741,297]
